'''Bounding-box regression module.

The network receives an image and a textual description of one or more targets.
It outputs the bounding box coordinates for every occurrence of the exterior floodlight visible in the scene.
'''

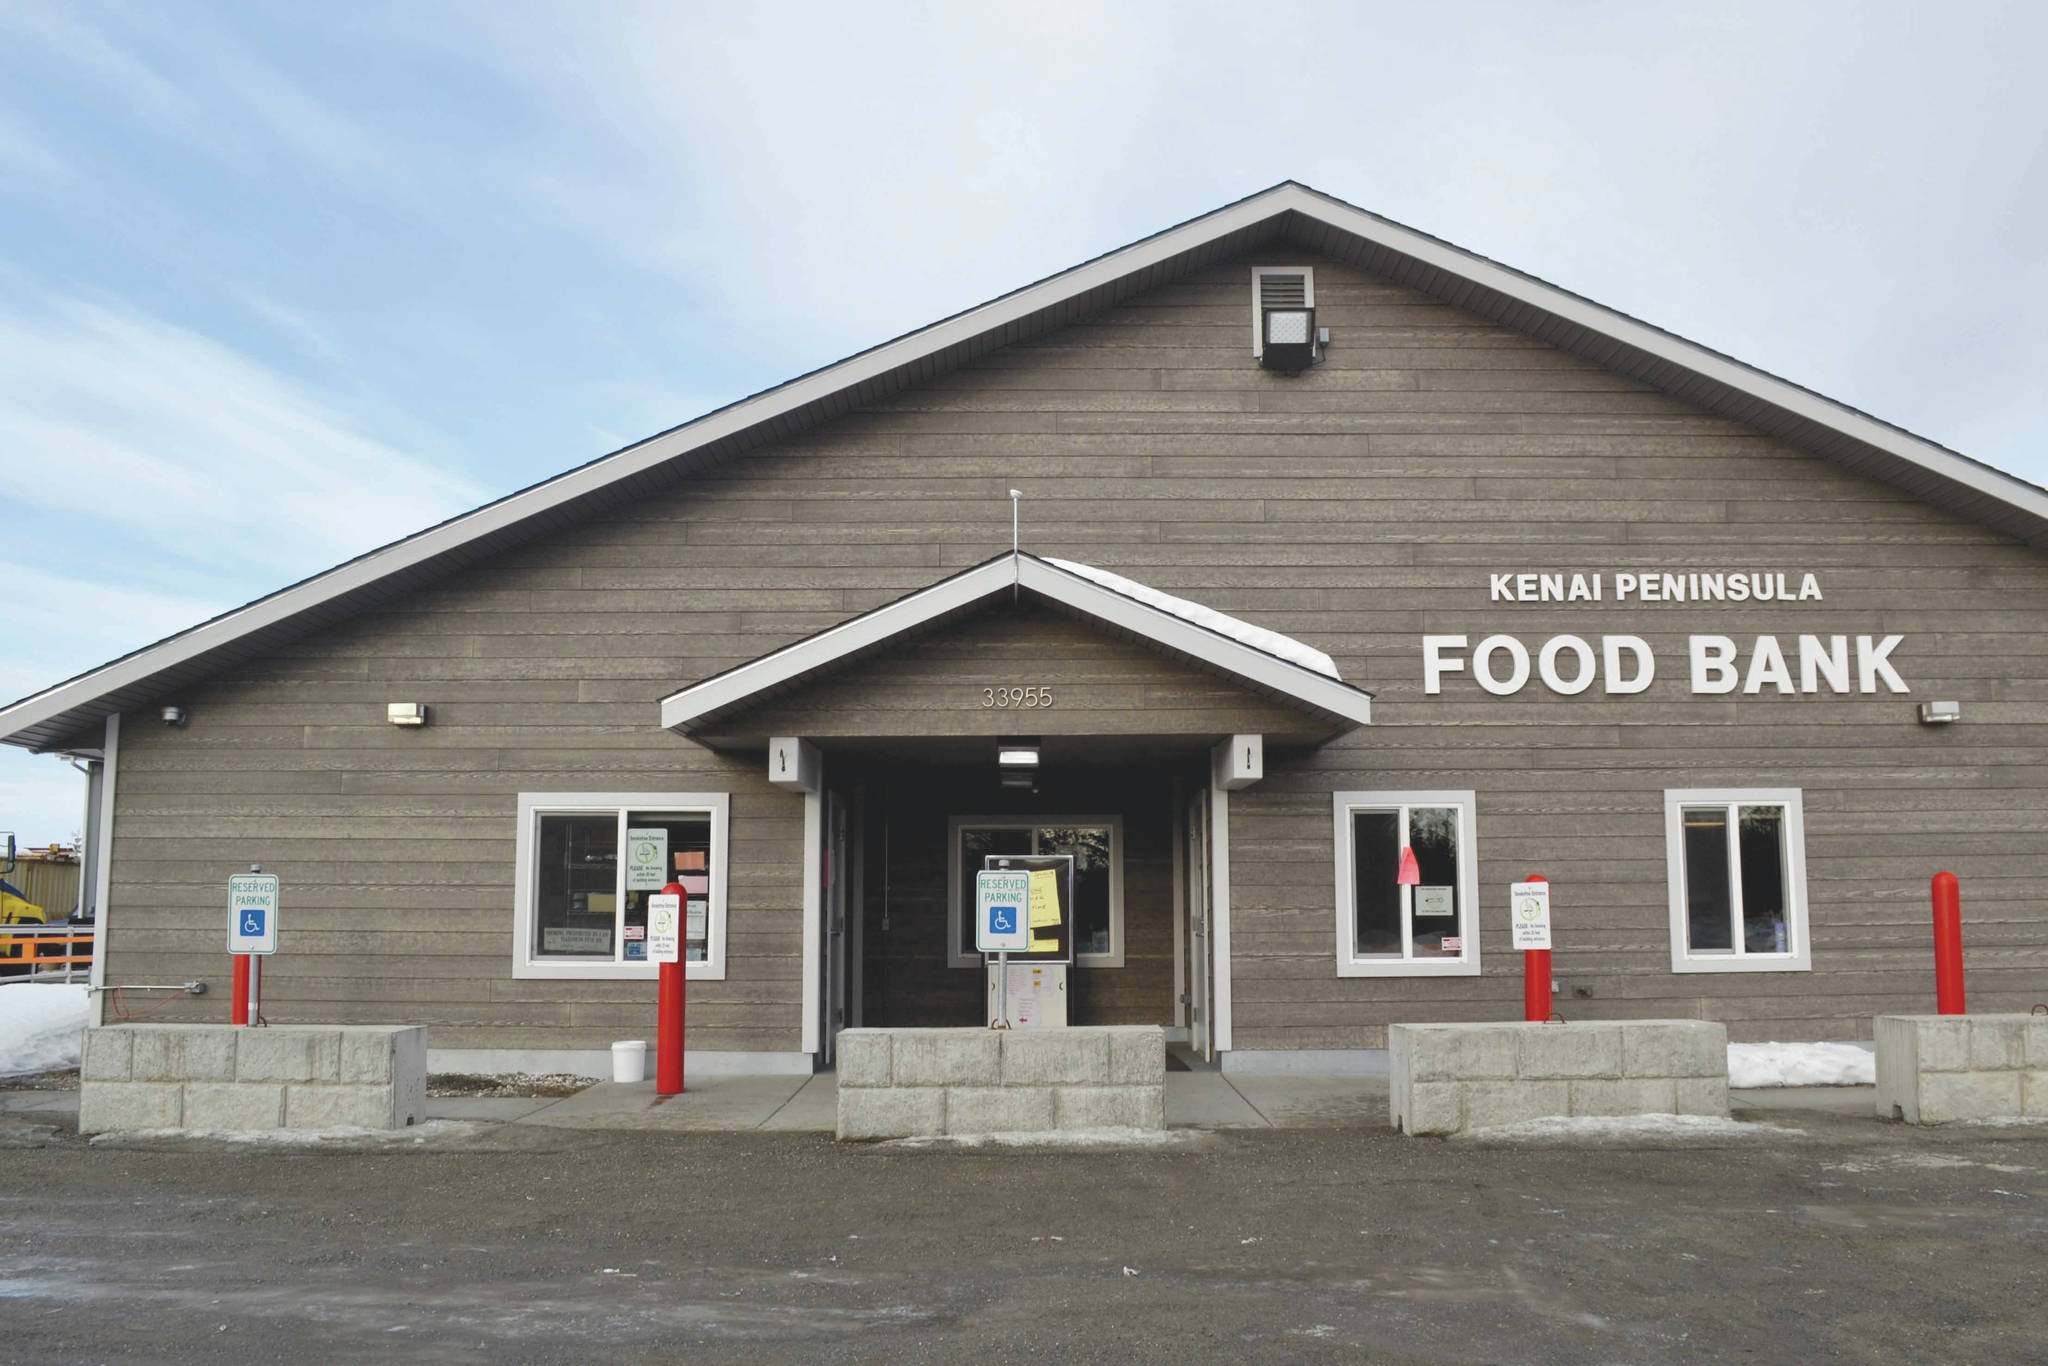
[1260,306,1316,372]
[997,745,1040,769]
[387,702,429,727]
[160,705,187,727]
[1917,700,1960,725]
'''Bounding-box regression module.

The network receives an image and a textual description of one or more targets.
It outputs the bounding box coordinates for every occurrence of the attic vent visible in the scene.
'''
[1252,266,1318,371]
[1258,273,1307,309]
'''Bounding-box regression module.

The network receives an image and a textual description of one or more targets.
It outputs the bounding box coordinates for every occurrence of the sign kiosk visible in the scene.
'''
[979,854,1072,1028]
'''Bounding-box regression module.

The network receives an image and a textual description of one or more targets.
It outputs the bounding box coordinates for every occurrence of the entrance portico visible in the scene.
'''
[658,552,1374,1069]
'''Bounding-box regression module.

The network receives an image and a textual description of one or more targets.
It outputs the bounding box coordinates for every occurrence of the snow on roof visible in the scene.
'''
[1046,558,1340,679]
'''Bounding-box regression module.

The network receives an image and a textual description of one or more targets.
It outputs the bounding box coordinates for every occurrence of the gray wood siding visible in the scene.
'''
[105,249,2048,1051]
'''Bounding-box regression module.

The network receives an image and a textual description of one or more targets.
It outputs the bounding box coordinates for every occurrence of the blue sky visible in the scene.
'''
[2,0,2044,846]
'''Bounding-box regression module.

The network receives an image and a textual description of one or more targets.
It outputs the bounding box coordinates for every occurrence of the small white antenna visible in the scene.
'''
[1009,489,1022,601]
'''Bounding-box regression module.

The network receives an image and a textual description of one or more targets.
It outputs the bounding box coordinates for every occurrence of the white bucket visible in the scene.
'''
[610,1039,648,1083]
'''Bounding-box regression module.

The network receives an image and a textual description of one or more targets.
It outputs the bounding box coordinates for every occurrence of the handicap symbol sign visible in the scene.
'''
[974,870,1030,952]
[989,905,1016,934]
[241,908,266,937]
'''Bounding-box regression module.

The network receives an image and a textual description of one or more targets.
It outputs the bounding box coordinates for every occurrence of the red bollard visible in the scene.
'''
[1932,871,1965,1016]
[656,880,687,1095]
[231,954,251,1025]
[1522,874,1552,1023]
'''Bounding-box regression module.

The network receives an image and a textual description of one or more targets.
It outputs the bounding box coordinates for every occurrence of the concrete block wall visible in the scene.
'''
[79,1025,427,1133]
[1390,1021,1728,1136]
[836,1026,1164,1140]
[1874,1014,2048,1124]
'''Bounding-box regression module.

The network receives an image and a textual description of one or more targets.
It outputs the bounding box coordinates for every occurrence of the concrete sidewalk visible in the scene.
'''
[6,1075,1886,1133]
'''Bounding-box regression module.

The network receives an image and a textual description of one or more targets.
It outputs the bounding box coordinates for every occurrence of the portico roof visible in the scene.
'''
[657,553,1374,746]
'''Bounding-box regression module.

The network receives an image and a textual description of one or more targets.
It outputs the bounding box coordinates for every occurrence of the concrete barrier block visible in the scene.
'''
[1913,1017,1971,1072]
[835,1032,891,1088]
[1569,1078,1677,1117]
[184,1083,286,1130]
[78,1082,182,1133]
[1968,1019,2026,1071]
[1517,1026,1622,1080]
[284,1084,397,1130]
[1917,1071,2021,1124]
[837,1086,945,1141]
[2021,1071,2048,1119]
[1002,1031,1110,1086]
[2027,1018,2048,1067]
[130,1029,238,1083]
[339,1031,395,1084]
[1675,1077,1729,1116]
[80,1028,134,1082]
[892,1030,1001,1087]
[1405,1026,1517,1082]
[1397,1082,1463,1136]
[946,1086,1054,1134]
[238,1029,342,1083]
[1106,1027,1166,1086]
[1622,1022,1725,1079]
[1054,1086,1164,1131]
[1460,1080,1568,1129]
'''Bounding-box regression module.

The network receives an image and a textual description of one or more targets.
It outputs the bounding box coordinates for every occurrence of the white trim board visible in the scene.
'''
[8,179,2044,752]
[659,553,1372,738]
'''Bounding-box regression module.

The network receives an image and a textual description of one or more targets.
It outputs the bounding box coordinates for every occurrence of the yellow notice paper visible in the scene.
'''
[1028,868,1061,947]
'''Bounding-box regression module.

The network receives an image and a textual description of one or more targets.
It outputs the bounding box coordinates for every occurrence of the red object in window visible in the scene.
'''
[656,879,687,1095]
[1396,846,1420,886]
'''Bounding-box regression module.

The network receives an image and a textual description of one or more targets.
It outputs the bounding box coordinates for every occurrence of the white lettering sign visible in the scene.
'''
[1490,571,1823,604]
[1428,633,1908,698]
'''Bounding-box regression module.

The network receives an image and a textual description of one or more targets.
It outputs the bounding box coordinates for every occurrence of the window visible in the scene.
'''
[1665,789,1810,972]
[1333,791,1480,976]
[947,817,1122,968]
[514,793,729,980]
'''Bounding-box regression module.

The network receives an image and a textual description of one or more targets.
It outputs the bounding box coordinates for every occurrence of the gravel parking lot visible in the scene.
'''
[3,1107,2045,1364]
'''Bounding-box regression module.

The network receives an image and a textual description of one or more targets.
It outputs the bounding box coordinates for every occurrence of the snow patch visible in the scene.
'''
[1046,559,1341,678]
[0,984,91,1077]
[881,1127,1198,1151]
[1460,1114,1803,1143]
[1728,1041,1875,1089]
[88,1120,482,1148]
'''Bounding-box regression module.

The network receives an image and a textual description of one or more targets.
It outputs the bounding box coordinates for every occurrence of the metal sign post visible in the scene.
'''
[976,870,1030,1028]
[228,869,279,1026]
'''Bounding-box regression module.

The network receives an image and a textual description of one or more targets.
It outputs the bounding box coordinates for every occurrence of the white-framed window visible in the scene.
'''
[1664,788,1810,973]
[513,792,729,980]
[1333,790,1480,977]
[947,816,1123,969]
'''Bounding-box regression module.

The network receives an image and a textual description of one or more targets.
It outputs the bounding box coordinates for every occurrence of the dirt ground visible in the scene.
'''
[2,1109,2045,1364]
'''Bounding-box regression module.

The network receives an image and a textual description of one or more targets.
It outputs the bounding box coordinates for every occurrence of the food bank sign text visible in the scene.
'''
[1424,570,1908,697]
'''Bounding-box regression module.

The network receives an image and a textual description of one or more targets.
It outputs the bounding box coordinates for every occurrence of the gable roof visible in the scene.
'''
[6,180,2046,752]
[659,552,1373,746]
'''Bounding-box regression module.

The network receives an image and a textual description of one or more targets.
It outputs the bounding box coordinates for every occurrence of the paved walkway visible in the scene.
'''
[4,1075,1886,1132]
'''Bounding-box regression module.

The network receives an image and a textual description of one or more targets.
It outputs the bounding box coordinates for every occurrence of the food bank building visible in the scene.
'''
[7,183,2046,1076]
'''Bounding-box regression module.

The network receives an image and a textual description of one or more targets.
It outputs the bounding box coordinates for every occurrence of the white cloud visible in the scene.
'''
[0,291,488,579]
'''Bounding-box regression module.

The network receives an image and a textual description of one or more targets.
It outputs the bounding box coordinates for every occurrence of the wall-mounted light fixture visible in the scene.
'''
[997,737,1039,790]
[1917,700,1960,725]
[387,702,430,727]
[1259,306,1317,373]
[160,705,187,727]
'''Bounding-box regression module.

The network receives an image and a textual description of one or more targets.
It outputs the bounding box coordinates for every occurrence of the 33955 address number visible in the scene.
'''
[980,686,1053,709]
